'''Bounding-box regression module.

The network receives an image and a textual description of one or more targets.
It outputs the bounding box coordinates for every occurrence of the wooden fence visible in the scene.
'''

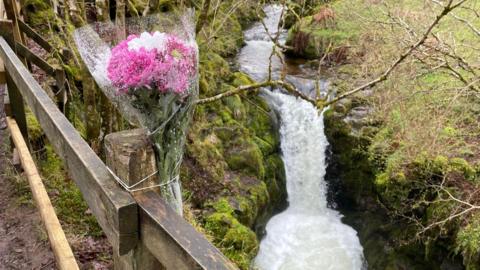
[0,3,237,269]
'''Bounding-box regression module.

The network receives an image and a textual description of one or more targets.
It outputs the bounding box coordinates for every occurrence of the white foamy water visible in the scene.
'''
[236,5,365,270]
[253,92,365,270]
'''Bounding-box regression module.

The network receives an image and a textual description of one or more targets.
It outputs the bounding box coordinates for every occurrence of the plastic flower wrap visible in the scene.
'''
[73,11,198,215]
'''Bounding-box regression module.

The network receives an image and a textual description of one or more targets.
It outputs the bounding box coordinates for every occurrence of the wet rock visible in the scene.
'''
[343,106,373,134]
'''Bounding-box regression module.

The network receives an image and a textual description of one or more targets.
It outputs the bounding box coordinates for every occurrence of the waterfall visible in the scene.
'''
[253,92,365,270]
[236,5,365,270]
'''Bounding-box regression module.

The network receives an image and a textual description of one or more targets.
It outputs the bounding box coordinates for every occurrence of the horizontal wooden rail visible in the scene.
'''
[15,41,57,76]
[1,32,238,269]
[7,117,80,270]
[18,20,52,52]
[0,36,138,255]
[135,191,237,270]
[105,129,238,270]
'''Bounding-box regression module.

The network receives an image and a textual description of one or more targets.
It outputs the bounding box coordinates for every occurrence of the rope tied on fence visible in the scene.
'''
[106,166,180,192]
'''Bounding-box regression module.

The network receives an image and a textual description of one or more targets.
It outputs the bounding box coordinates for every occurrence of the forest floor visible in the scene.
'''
[0,81,112,269]
[0,86,56,269]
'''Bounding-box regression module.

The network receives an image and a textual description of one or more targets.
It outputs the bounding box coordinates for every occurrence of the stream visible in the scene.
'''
[236,5,365,270]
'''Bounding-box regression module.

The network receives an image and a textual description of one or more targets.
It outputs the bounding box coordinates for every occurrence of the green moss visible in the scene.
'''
[24,0,56,28]
[204,198,259,270]
[186,133,227,182]
[225,137,265,179]
[223,95,246,121]
[26,111,44,142]
[231,72,255,87]
[449,158,476,181]
[456,215,480,270]
[248,181,268,211]
[433,155,449,174]
[264,155,286,203]
[40,145,103,237]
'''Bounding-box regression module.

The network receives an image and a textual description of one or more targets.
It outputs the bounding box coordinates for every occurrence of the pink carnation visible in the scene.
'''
[107,32,196,94]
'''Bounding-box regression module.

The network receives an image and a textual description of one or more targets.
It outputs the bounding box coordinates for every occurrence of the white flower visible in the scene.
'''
[127,31,168,52]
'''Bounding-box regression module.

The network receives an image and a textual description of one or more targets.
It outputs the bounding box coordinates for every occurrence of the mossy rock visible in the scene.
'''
[24,0,56,28]
[285,9,351,59]
[206,4,244,57]
[224,137,265,179]
[223,95,246,121]
[204,198,259,270]
[199,52,231,97]
[186,134,227,182]
[231,72,255,87]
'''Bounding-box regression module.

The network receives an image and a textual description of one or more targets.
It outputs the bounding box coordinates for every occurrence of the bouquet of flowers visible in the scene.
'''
[74,12,198,215]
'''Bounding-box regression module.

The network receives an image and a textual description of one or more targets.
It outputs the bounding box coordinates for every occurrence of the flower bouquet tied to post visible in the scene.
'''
[108,32,196,95]
[73,12,198,216]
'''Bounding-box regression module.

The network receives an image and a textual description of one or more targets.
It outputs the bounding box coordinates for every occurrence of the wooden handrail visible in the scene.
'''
[18,20,53,52]
[15,41,57,76]
[7,117,80,270]
[0,36,139,255]
[135,190,237,270]
[0,35,239,269]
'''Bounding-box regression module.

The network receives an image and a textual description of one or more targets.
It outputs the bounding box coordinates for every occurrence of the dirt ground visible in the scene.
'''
[0,40,113,269]
[0,96,112,270]
[0,86,57,270]
[0,170,57,270]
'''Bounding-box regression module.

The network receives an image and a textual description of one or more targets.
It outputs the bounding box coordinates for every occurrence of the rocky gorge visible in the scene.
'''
[17,0,480,269]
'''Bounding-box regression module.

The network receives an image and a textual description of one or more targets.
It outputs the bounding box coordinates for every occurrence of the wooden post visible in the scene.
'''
[54,68,68,113]
[104,128,165,270]
[4,0,28,69]
[3,0,25,45]
[0,19,28,142]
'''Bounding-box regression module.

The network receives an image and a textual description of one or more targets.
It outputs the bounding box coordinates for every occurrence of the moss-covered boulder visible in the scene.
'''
[285,7,350,60]
[204,198,260,269]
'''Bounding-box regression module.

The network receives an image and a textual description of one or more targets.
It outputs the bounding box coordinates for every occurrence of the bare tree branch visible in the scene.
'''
[195,80,316,106]
[324,0,467,107]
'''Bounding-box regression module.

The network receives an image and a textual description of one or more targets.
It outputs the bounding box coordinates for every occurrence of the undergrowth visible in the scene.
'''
[327,0,480,268]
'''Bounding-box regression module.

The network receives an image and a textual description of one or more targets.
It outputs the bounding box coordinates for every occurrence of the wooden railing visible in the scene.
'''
[0,14,237,270]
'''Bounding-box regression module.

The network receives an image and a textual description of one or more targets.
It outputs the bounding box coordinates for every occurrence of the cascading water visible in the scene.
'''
[237,5,365,270]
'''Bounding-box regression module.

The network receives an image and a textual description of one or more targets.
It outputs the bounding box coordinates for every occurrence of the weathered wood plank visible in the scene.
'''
[0,36,138,255]
[7,117,80,270]
[17,20,53,52]
[0,1,5,20]
[15,41,56,76]
[135,191,239,270]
